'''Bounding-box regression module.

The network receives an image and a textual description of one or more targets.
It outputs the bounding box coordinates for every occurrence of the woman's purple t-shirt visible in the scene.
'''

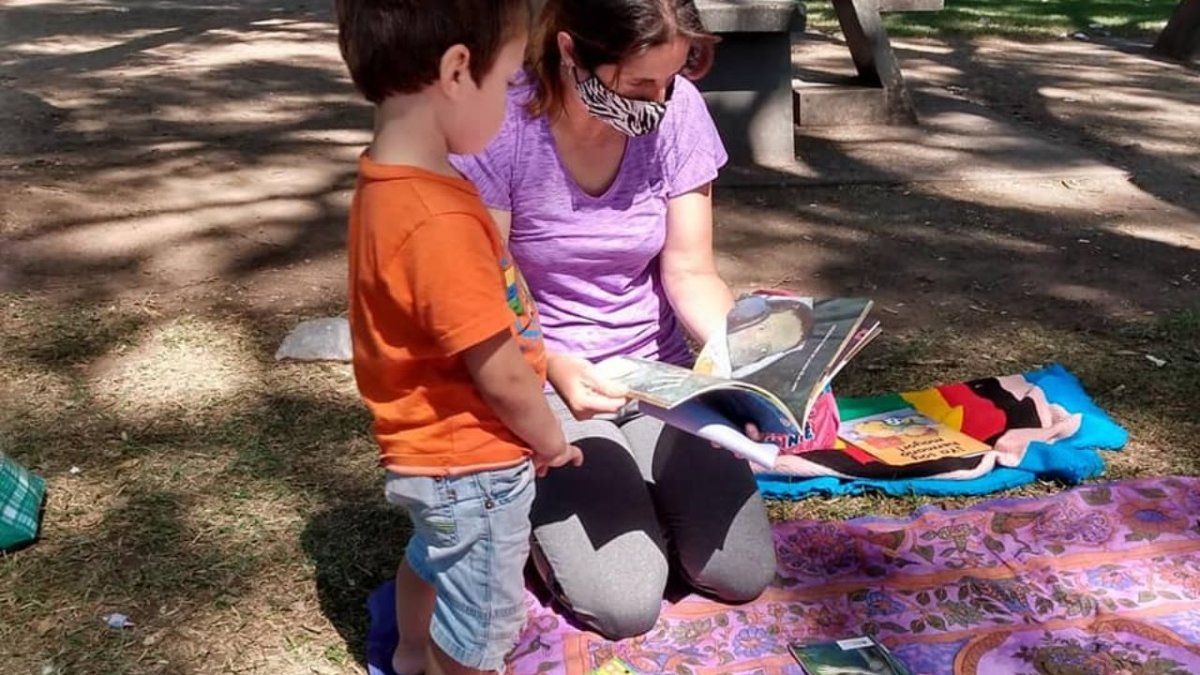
[450,75,728,366]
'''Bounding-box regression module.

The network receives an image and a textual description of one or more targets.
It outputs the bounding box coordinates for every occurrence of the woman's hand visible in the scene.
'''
[546,352,629,420]
[744,423,763,442]
[712,422,765,451]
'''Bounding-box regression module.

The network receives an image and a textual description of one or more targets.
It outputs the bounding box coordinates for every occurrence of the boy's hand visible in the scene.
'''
[533,442,584,477]
[464,332,582,469]
[547,353,629,420]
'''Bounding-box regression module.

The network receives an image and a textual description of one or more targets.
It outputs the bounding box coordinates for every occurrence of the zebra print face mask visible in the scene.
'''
[573,67,670,137]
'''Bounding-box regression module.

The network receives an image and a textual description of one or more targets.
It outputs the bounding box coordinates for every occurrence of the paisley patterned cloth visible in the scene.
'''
[498,477,1200,674]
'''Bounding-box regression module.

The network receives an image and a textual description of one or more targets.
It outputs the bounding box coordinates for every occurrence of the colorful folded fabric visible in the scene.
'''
[757,364,1127,499]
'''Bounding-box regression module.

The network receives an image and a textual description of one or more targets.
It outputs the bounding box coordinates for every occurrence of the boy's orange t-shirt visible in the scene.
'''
[347,153,547,475]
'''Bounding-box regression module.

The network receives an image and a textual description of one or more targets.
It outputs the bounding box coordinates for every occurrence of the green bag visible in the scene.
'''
[0,452,45,550]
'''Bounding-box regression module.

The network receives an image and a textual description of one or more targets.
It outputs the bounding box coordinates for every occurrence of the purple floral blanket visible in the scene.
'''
[506,477,1200,674]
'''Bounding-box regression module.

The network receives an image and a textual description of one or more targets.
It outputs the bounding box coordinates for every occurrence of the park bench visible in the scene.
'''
[695,0,944,171]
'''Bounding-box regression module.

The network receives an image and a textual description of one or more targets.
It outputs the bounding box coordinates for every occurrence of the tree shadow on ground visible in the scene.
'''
[300,500,410,670]
[1,302,410,669]
[0,0,364,314]
[2,0,1195,330]
[923,37,1200,213]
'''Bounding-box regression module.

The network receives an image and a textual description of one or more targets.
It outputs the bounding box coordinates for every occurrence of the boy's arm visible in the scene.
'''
[396,213,580,474]
[463,329,582,476]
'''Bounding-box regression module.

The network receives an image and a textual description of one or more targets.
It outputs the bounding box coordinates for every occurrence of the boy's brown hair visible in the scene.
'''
[336,0,529,104]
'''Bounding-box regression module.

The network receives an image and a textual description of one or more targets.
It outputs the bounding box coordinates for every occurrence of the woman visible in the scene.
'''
[452,0,777,639]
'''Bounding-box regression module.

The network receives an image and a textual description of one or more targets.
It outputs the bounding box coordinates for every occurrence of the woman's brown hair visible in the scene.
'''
[526,0,717,118]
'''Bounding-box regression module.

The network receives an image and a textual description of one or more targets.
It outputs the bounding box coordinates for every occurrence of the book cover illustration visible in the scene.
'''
[695,294,815,379]
[789,636,911,674]
[696,296,876,417]
[597,294,877,469]
[838,407,990,466]
[594,357,793,468]
[737,297,872,413]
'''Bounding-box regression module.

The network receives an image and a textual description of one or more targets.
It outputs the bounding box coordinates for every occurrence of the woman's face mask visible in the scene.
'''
[572,67,671,137]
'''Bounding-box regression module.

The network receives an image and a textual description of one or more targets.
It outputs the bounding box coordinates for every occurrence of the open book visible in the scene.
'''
[839,407,990,465]
[596,295,879,469]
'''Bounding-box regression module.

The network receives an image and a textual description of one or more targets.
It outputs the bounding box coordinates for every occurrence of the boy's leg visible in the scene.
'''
[398,566,492,675]
[421,463,535,672]
[426,643,489,675]
[393,560,435,675]
[384,474,455,675]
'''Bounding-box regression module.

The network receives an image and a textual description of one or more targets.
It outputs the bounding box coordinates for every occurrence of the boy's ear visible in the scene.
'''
[438,44,473,97]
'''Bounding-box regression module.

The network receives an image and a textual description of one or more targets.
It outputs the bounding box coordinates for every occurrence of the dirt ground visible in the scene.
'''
[1,0,1198,673]
[2,3,1197,318]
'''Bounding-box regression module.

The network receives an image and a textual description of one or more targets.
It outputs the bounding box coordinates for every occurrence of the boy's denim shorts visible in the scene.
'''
[385,461,535,671]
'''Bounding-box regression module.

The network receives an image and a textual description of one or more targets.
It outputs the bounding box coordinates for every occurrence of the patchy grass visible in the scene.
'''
[2,290,1197,672]
[0,297,403,674]
[802,0,1176,38]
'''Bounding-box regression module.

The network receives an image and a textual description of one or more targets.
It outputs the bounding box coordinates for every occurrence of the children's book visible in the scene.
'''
[789,636,911,674]
[589,657,637,675]
[838,407,990,466]
[595,294,878,469]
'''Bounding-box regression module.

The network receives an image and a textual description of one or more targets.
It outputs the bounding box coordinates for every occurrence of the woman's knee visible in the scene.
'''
[535,531,669,640]
[571,566,667,634]
[529,452,670,640]
[678,494,778,603]
[685,544,777,603]
[579,582,665,639]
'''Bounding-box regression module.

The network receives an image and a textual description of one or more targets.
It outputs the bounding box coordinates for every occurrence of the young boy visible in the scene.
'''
[335,2,582,673]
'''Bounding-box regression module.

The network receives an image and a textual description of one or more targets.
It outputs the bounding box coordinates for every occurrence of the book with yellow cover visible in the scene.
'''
[589,657,637,675]
[838,408,990,466]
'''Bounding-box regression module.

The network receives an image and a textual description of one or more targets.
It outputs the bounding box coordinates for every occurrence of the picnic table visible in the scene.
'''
[696,0,944,172]
[694,0,806,168]
[523,0,943,171]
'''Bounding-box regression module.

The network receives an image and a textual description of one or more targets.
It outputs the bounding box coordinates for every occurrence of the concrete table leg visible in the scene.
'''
[831,0,919,123]
[1154,0,1200,61]
[698,31,798,168]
